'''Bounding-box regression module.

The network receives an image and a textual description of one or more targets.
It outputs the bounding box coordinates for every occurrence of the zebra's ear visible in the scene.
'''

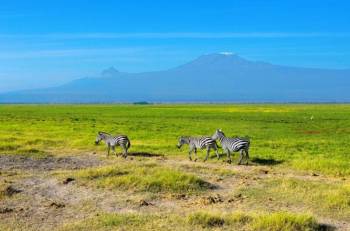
[219,128,222,132]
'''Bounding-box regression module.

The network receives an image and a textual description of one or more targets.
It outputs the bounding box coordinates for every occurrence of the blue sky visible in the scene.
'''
[1,0,350,92]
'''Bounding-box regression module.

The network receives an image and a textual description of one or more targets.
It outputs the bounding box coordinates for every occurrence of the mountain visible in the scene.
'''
[1,53,350,103]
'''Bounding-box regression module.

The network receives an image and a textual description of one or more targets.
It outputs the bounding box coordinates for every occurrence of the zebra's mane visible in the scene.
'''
[98,131,112,137]
[180,136,190,142]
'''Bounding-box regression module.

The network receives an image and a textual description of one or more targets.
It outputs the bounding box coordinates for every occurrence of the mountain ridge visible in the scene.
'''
[1,53,349,103]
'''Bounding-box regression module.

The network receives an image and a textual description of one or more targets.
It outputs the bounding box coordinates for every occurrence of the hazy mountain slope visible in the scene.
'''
[1,53,349,103]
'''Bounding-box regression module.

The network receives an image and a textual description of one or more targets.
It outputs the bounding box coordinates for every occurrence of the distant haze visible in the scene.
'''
[1,53,349,103]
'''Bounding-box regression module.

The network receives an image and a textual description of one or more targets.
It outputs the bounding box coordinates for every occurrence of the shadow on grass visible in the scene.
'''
[318,224,336,231]
[127,152,164,158]
[209,153,225,160]
[250,157,284,166]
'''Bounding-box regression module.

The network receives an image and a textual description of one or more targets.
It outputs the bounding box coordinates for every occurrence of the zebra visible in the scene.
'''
[95,131,131,158]
[212,129,250,165]
[177,136,220,162]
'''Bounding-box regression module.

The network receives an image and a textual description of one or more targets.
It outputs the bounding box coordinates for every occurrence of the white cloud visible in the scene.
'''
[219,52,234,55]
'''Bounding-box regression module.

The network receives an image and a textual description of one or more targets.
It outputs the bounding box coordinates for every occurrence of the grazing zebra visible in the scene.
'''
[95,131,131,158]
[177,136,220,162]
[212,129,250,164]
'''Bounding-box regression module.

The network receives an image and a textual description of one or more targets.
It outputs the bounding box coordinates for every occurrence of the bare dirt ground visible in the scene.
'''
[0,153,348,230]
[0,154,102,171]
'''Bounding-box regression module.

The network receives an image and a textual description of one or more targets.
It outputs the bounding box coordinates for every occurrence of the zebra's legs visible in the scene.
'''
[226,149,232,164]
[121,144,127,158]
[107,144,111,157]
[193,148,198,162]
[214,146,220,160]
[188,146,193,161]
[204,147,210,162]
[245,149,249,165]
[111,146,116,156]
[238,149,244,165]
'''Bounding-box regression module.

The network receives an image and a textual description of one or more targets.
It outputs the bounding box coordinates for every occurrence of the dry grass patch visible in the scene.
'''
[239,178,350,220]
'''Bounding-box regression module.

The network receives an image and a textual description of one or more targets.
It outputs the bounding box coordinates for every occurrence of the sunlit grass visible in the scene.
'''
[61,211,320,231]
[70,162,212,193]
[188,211,319,230]
[0,104,350,175]
[239,178,350,220]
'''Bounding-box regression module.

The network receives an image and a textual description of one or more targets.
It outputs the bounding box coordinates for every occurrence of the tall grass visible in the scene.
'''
[188,211,319,230]
[61,211,320,231]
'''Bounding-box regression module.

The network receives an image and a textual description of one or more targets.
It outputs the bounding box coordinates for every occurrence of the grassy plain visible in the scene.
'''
[0,104,349,230]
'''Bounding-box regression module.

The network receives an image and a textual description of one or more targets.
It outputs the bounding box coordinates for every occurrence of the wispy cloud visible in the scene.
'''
[1,32,350,40]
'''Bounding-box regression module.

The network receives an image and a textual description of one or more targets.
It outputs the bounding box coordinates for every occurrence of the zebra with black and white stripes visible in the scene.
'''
[177,136,220,162]
[212,129,250,164]
[95,131,131,158]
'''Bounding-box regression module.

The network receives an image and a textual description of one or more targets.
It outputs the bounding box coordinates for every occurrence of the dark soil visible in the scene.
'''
[0,154,102,171]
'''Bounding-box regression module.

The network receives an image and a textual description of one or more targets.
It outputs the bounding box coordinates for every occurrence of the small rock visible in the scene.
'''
[202,194,223,205]
[260,169,269,174]
[312,173,319,177]
[49,202,65,208]
[228,193,244,203]
[139,200,152,207]
[0,207,14,213]
[175,194,188,200]
[63,177,75,184]
[5,186,22,196]
[235,193,242,198]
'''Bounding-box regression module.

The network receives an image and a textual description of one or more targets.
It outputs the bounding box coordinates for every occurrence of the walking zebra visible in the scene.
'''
[212,129,250,164]
[95,131,131,158]
[177,136,220,162]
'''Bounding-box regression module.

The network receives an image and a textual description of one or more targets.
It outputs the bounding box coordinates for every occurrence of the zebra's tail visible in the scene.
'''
[127,139,131,149]
[244,136,251,147]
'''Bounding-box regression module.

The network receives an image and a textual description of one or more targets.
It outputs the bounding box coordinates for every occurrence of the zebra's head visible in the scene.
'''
[177,136,189,149]
[212,129,225,140]
[95,131,106,145]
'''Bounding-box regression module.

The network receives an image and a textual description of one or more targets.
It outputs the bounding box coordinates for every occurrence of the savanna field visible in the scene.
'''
[0,104,349,230]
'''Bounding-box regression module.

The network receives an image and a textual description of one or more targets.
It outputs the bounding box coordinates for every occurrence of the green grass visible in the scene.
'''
[61,211,321,231]
[1,104,350,176]
[71,162,212,193]
[188,211,319,230]
[1,104,349,230]
[60,213,180,231]
[239,178,350,220]
[250,212,319,231]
